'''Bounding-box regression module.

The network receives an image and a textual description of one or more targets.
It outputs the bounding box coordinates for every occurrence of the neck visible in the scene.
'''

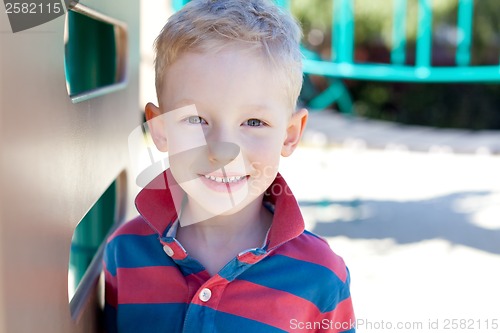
[178,194,272,250]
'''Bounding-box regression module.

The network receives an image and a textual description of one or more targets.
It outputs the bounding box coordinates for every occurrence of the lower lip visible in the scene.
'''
[199,175,249,193]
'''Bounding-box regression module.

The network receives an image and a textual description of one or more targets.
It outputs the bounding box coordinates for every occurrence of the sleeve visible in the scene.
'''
[316,267,356,333]
[103,239,119,333]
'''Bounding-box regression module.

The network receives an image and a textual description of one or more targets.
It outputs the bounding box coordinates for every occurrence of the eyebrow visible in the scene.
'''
[166,99,198,112]
[242,104,272,112]
[166,101,274,115]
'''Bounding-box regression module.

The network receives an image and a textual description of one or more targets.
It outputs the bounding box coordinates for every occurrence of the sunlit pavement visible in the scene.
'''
[280,110,500,332]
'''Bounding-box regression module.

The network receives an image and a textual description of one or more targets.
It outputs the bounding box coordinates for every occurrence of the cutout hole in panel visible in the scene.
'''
[64,5,127,103]
[68,171,127,320]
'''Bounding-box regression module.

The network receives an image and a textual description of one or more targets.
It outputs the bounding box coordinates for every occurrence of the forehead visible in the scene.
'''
[159,47,289,112]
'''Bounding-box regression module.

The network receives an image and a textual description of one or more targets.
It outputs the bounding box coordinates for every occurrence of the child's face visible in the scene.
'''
[146,47,307,223]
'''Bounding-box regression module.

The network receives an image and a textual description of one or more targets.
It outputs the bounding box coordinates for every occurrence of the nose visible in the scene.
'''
[207,141,240,165]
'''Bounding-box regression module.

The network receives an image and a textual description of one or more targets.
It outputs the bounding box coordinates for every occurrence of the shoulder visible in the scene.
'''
[275,230,349,283]
[104,215,159,261]
[260,230,352,313]
[107,215,157,242]
[103,215,165,275]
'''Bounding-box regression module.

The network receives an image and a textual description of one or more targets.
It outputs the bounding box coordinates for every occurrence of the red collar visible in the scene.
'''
[135,170,305,250]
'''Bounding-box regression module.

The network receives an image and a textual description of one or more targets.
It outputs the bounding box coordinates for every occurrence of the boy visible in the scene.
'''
[103,0,355,332]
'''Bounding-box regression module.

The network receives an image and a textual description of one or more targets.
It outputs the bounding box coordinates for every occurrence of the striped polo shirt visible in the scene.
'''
[104,170,355,332]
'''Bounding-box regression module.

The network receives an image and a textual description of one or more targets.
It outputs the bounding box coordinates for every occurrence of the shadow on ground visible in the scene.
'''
[300,191,500,255]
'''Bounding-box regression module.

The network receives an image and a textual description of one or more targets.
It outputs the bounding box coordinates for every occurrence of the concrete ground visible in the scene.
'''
[280,110,500,333]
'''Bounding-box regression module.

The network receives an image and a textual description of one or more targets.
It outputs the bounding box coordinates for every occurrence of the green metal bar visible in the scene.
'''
[308,79,353,113]
[303,59,500,82]
[391,0,407,65]
[456,0,474,66]
[274,0,290,10]
[172,0,190,11]
[333,0,354,63]
[416,0,433,68]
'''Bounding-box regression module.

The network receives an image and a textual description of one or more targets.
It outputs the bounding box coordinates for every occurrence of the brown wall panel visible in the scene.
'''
[0,1,140,331]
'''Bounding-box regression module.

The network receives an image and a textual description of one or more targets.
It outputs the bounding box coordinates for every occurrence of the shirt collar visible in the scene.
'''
[135,169,305,250]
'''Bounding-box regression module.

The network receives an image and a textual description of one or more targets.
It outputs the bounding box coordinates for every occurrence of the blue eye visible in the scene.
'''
[245,118,264,127]
[187,116,206,124]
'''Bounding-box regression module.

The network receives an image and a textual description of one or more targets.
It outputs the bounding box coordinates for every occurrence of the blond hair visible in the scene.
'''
[154,0,303,109]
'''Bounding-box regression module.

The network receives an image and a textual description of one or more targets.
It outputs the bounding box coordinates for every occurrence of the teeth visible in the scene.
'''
[204,175,246,183]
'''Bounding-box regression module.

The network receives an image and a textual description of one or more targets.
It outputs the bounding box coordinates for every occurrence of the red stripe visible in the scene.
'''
[189,274,228,306]
[118,266,188,304]
[237,252,263,264]
[108,216,157,241]
[318,297,356,333]
[276,233,348,282]
[159,239,188,260]
[184,270,212,285]
[104,267,118,308]
[216,280,323,331]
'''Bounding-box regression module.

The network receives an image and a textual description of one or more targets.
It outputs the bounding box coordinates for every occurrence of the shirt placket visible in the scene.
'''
[182,276,228,333]
[160,232,269,333]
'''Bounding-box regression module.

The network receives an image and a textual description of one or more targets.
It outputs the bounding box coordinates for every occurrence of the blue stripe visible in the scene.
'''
[104,234,175,275]
[219,258,254,281]
[215,308,287,333]
[117,303,187,333]
[116,303,286,333]
[104,303,118,333]
[238,254,350,312]
[183,304,286,333]
[175,255,208,276]
[219,248,267,281]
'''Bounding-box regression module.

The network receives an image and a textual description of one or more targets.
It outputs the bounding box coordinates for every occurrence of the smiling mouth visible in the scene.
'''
[203,174,248,183]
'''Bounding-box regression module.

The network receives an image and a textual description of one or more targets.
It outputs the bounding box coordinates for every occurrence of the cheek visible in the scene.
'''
[244,137,282,175]
[245,128,285,152]
[166,125,208,155]
[243,126,286,148]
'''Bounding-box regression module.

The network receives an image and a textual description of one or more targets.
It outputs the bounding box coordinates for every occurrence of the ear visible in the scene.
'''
[281,108,308,157]
[145,102,168,152]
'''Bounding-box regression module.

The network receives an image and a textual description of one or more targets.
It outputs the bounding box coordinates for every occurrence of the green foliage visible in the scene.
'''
[292,0,332,33]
